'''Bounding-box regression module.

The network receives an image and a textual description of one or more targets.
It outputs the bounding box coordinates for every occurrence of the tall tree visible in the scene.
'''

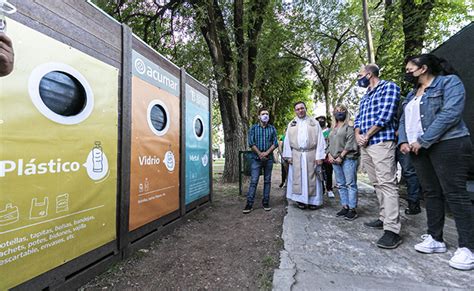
[400,0,435,58]
[190,0,271,182]
[362,0,375,63]
[373,0,470,93]
[282,0,364,117]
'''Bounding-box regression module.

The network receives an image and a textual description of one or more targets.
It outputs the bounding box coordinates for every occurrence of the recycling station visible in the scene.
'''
[0,1,212,289]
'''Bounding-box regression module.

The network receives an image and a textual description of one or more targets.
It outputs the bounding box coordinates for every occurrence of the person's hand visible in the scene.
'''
[400,143,410,155]
[315,159,323,165]
[356,133,368,147]
[287,158,292,165]
[327,154,335,164]
[0,32,14,77]
[410,142,422,155]
[258,152,266,159]
[335,156,343,164]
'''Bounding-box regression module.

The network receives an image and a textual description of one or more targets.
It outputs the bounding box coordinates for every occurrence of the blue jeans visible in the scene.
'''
[246,158,273,205]
[333,158,358,209]
[396,148,421,203]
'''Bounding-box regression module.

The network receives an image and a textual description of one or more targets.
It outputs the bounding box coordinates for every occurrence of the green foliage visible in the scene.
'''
[251,5,314,134]
[373,0,472,95]
[280,0,367,114]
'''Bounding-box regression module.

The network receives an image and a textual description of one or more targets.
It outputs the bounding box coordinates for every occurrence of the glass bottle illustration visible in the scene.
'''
[92,141,103,173]
[144,177,150,192]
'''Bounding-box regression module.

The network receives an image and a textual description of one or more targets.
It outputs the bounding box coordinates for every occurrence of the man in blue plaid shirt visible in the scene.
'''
[243,108,278,214]
[354,64,402,249]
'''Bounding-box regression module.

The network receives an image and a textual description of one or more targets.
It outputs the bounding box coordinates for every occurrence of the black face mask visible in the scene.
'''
[404,72,419,84]
[334,112,346,121]
[318,120,326,128]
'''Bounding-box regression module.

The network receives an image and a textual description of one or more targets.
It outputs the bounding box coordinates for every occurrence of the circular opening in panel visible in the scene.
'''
[28,63,94,125]
[147,100,170,136]
[194,117,204,138]
[193,115,205,141]
[150,104,167,131]
[39,71,87,116]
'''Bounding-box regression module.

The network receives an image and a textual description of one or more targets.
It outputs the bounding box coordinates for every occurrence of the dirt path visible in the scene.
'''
[81,166,287,290]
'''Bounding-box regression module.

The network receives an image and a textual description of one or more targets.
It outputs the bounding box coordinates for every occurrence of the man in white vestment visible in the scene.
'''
[283,101,326,210]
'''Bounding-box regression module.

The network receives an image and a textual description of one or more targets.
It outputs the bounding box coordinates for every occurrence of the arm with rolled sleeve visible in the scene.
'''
[418,75,466,148]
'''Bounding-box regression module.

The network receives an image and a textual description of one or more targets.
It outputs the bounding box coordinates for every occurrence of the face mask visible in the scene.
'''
[318,120,326,128]
[260,114,269,123]
[404,67,423,84]
[335,112,346,121]
[357,75,370,88]
[404,72,418,84]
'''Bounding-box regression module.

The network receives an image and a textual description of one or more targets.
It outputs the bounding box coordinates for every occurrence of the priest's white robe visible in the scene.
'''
[283,117,326,206]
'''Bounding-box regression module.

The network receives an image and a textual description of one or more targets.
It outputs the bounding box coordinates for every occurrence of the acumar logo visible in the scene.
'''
[134,57,178,91]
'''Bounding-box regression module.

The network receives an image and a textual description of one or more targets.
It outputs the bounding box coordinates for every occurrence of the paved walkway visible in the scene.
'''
[273,181,473,291]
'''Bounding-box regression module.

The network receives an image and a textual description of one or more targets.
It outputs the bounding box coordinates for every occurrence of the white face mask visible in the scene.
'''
[260,114,269,123]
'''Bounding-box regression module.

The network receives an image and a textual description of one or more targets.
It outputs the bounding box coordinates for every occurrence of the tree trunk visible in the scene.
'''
[362,0,375,63]
[192,0,269,183]
[375,0,395,64]
[401,0,435,58]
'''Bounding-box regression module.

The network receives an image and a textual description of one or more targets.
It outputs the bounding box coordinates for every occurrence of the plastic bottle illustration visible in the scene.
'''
[92,141,103,173]
[0,0,17,33]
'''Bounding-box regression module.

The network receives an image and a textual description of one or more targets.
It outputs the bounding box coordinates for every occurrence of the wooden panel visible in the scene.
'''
[185,195,210,213]
[186,73,210,97]
[132,36,181,77]
[11,242,118,291]
[8,0,121,68]
[180,69,188,217]
[119,24,133,252]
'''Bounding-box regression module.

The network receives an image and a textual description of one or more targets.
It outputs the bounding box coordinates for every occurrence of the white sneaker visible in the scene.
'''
[414,234,447,254]
[449,247,474,270]
[327,191,335,198]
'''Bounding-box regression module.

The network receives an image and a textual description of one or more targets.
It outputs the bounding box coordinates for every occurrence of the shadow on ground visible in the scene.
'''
[81,168,287,290]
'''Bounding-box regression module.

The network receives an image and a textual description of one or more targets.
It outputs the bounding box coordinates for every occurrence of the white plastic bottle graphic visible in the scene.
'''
[92,141,103,173]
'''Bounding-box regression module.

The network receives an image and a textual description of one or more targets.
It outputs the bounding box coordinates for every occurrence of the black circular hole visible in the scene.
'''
[39,71,87,116]
[150,104,167,131]
[194,118,203,138]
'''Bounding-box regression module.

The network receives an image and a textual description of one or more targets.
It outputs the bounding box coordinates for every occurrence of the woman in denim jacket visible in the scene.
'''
[398,54,473,271]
